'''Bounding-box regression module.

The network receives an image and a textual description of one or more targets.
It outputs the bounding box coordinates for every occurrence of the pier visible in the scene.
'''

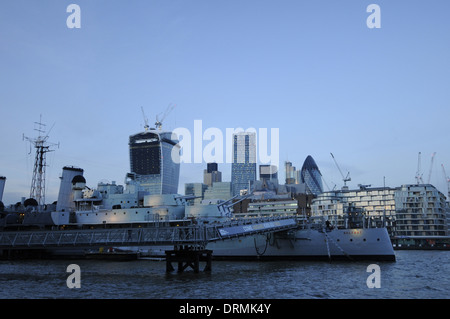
[165,247,213,273]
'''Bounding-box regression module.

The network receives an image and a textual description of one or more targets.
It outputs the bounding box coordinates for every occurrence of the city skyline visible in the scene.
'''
[1,1,450,204]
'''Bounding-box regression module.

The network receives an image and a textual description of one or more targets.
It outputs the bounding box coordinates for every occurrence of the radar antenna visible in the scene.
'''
[23,115,59,210]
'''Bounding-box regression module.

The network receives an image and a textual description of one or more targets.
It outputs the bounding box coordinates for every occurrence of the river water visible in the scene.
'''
[0,250,448,299]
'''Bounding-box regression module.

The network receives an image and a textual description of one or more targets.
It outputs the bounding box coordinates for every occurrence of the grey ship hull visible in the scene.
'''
[207,227,395,261]
[136,226,395,261]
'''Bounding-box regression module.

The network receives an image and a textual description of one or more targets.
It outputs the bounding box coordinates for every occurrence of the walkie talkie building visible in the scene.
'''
[128,129,180,194]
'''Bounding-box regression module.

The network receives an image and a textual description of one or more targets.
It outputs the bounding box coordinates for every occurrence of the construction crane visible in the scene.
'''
[330,153,351,189]
[427,152,436,184]
[415,152,424,184]
[141,106,149,131]
[155,103,176,130]
[441,164,450,199]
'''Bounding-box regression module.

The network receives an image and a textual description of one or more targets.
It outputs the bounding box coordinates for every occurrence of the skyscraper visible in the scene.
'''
[0,176,5,203]
[203,162,222,187]
[231,132,257,196]
[301,155,323,195]
[128,129,180,194]
[259,165,278,182]
[284,161,296,184]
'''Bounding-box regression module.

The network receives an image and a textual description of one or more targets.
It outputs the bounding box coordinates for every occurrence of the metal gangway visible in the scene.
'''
[0,217,298,251]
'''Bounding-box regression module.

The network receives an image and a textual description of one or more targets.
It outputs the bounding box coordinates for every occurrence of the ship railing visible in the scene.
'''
[0,226,209,249]
[0,217,300,249]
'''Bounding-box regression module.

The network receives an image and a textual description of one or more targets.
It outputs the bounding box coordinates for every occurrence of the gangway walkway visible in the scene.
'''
[0,217,298,250]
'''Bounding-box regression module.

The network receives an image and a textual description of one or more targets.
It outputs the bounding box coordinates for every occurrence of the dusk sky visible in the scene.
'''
[1,0,450,205]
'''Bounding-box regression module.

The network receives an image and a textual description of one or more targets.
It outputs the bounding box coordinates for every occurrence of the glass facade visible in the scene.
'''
[311,184,449,241]
[259,164,278,182]
[203,182,232,201]
[129,130,180,194]
[394,184,448,238]
[284,161,296,184]
[203,162,222,187]
[184,182,208,204]
[312,187,397,232]
[301,155,323,195]
[231,132,256,196]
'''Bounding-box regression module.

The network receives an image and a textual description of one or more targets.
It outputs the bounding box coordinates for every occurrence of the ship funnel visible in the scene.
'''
[56,166,84,212]
[71,174,86,201]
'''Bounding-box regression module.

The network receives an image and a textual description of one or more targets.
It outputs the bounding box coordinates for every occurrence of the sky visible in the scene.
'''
[1,0,450,205]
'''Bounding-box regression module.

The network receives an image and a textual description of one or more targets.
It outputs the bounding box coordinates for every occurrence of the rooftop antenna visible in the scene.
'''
[23,115,59,210]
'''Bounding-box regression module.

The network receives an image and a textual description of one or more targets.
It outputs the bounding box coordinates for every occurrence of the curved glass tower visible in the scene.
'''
[129,129,180,194]
[301,155,323,195]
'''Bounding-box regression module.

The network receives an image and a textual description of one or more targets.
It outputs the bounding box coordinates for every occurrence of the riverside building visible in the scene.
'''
[311,184,450,248]
[394,184,448,247]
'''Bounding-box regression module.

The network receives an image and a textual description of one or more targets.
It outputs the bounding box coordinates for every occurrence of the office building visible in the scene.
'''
[259,165,278,183]
[231,132,256,196]
[128,129,180,194]
[204,162,222,187]
[0,176,5,204]
[203,182,232,201]
[301,155,323,195]
[284,161,296,184]
[185,183,208,204]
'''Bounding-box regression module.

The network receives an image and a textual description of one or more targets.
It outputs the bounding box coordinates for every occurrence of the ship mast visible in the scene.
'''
[23,115,58,211]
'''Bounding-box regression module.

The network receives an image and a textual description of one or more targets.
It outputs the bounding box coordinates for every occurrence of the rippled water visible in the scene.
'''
[0,250,448,299]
